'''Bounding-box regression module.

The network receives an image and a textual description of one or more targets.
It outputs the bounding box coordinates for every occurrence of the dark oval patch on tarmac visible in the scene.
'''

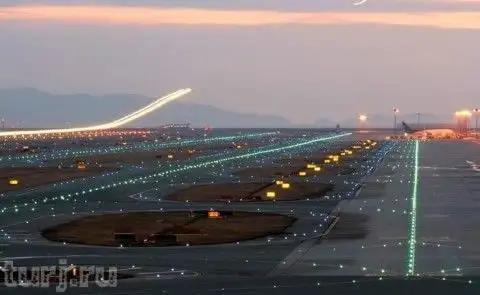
[41,211,296,247]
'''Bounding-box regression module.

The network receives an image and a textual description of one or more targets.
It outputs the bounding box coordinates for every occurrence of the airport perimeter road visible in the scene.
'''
[415,141,480,276]
[268,141,417,276]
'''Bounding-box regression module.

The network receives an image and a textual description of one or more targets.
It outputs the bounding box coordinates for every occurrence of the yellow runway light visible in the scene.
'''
[281,183,290,189]
[208,211,221,218]
[266,191,276,198]
[8,179,19,185]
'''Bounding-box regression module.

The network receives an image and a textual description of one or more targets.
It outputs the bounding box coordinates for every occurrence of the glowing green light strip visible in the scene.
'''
[1,132,351,214]
[406,140,419,276]
[0,132,276,163]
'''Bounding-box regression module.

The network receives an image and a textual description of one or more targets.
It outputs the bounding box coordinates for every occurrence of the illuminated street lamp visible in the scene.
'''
[473,108,479,139]
[356,114,368,140]
[393,108,400,137]
[455,110,472,117]
[455,110,472,136]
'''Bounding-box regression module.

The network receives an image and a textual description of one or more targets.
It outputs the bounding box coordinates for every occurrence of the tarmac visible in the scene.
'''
[1,134,479,294]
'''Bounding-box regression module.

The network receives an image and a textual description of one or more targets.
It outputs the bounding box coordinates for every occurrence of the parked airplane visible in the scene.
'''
[401,121,457,139]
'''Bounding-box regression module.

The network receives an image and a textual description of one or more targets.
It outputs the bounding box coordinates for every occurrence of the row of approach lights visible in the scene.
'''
[5,150,184,187]
[7,148,196,185]
[263,140,377,200]
[7,158,94,187]
[7,140,375,188]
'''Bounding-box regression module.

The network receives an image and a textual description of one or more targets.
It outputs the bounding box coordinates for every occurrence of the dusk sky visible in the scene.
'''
[1,0,479,124]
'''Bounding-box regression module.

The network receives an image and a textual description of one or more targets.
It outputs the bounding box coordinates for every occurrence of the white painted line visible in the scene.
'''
[0,254,101,261]
[424,214,449,218]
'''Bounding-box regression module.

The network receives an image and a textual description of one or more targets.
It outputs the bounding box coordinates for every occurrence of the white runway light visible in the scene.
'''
[0,88,192,137]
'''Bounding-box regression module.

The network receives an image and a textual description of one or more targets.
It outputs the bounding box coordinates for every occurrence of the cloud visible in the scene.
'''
[0,5,480,29]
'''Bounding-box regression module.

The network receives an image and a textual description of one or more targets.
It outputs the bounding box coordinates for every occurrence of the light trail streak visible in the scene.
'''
[0,88,191,137]
[353,0,368,6]
[0,132,351,215]
[406,140,419,276]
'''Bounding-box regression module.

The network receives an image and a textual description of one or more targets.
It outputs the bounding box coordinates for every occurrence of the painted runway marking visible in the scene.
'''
[424,214,449,218]
[0,254,101,261]
[420,237,453,242]
[0,214,66,229]
[266,237,319,277]
[320,216,339,237]
[420,166,473,171]
[379,236,407,240]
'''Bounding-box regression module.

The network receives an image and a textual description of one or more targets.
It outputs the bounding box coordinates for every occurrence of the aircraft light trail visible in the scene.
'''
[353,0,368,6]
[0,88,191,137]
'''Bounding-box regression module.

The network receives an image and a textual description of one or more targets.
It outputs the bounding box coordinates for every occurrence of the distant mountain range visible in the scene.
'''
[0,88,290,128]
[0,87,456,128]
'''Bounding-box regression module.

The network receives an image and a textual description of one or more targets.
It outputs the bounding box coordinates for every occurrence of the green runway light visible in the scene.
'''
[0,132,352,215]
[406,140,419,276]
[0,132,276,163]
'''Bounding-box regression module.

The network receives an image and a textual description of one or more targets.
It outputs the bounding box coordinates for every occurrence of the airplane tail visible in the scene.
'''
[401,121,415,134]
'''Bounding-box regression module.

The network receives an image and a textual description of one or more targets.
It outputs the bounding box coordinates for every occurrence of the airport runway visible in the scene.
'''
[1,134,480,294]
[415,141,480,276]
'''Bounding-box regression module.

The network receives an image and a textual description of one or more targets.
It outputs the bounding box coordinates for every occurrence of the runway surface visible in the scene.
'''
[1,131,479,294]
